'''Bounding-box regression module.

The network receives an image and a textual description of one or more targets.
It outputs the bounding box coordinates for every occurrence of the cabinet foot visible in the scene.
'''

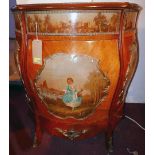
[105,134,113,153]
[33,133,40,148]
[33,112,42,148]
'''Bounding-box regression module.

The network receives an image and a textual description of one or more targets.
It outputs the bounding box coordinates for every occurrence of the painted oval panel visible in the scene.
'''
[34,53,110,119]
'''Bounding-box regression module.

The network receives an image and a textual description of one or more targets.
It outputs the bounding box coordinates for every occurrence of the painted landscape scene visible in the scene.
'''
[26,11,120,34]
[35,53,110,119]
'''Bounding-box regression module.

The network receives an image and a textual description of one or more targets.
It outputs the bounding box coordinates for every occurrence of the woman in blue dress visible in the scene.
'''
[62,77,83,109]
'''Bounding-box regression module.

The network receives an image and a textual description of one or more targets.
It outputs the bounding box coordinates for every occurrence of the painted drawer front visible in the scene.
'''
[25,10,121,35]
[40,115,108,140]
[13,10,138,35]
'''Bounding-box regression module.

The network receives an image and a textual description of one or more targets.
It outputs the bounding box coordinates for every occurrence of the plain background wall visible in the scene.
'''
[9,0,145,103]
[9,0,16,38]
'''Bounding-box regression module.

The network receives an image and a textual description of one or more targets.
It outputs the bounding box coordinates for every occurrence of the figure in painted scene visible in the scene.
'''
[63,77,83,109]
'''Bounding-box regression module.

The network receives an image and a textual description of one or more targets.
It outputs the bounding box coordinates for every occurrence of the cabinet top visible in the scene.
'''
[12,2,141,12]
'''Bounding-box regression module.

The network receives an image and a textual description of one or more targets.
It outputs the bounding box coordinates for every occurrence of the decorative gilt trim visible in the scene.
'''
[123,11,138,31]
[14,41,34,111]
[25,10,121,14]
[14,40,25,86]
[27,31,119,36]
[15,29,22,34]
[14,41,21,77]
[117,40,138,105]
[14,12,22,34]
[33,133,39,148]
[106,136,113,153]
[55,128,88,140]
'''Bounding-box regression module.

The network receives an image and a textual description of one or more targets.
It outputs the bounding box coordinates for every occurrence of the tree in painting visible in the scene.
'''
[27,15,35,32]
[33,15,43,32]
[84,71,110,105]
[109,14,120,32]
[44,15,51,32]
[94,12,108,32]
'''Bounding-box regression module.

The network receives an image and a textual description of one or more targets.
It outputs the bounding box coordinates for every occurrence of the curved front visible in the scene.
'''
[12,3,140,140]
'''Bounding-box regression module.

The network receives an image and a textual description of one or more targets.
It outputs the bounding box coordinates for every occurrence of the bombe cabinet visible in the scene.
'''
[12,2,141,152]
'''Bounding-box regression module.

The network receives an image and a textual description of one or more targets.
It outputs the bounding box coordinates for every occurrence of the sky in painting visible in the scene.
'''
[36,53,101,91]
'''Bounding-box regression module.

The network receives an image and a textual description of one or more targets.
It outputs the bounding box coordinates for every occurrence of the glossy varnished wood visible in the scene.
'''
[12,2,141,11]
[12,3,141,152]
